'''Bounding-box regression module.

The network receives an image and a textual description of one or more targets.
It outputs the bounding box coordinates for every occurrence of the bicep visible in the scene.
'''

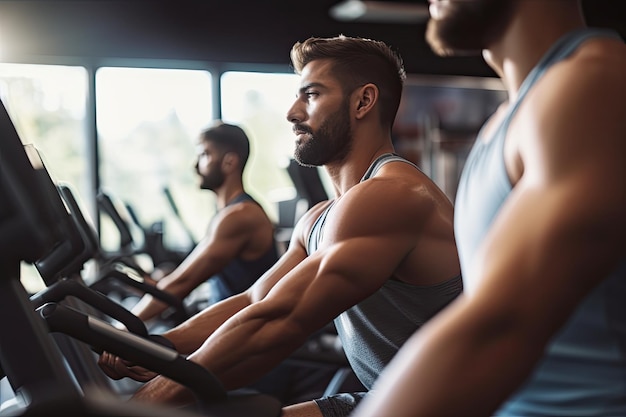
[248,188,431,334]
[264,233,411,333]
[159,218,254,292]
[192,216,255,270]
[268,186,430,329]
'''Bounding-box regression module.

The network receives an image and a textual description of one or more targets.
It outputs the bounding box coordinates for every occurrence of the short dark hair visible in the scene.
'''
[290,34,406,129]
[200,121,250,172]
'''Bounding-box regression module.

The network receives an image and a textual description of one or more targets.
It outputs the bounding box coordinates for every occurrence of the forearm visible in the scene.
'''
[131,294,169,322]
[188,303,308,390]
[132,374,196,406]
[133,301,309,405]
[131,271,204,322]
[163,292,252,354]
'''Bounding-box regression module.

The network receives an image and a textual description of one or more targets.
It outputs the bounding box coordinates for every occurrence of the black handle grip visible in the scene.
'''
[30,278,149,337]
[99,262,189,323]
[38,302,226,403]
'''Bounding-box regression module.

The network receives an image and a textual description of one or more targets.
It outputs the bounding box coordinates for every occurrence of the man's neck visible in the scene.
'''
[215,184,246,210]
[483,1,586,99]
[324,142,394,196]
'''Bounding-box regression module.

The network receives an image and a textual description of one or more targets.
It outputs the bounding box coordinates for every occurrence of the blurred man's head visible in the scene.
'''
[426,0,519,56]
[195,122,250,190]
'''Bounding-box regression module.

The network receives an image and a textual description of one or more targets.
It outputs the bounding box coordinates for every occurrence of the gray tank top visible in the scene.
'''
[454,29,626,416]
[307,153,463,389]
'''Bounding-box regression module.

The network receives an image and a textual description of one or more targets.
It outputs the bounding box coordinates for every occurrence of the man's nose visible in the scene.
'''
[286,100,305,124]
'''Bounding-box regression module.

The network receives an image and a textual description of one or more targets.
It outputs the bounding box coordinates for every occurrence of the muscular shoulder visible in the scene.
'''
[327,163,452,242]
[516,37,626,177]
[535,36,625,117]
[369,161,450,207]
[215,200,273,237]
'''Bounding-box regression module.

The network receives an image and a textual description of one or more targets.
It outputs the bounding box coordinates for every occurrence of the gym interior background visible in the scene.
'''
[0,0,623,292]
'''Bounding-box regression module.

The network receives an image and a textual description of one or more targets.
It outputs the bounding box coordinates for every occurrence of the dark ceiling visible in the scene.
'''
[0,0,624,77]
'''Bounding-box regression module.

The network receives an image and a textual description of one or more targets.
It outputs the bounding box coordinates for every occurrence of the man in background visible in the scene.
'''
[132,121,278,321]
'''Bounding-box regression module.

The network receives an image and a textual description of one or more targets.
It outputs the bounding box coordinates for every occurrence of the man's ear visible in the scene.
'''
[354,83,378,119]
[222,152,239,173]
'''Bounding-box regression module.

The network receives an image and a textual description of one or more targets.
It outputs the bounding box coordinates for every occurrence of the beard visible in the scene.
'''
[293,98,353,167]
[426,0,518,56]
[199,165,225,191]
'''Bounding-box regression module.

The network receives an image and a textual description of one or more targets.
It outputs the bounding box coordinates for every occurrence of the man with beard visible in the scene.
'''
[98,35,462,417]
[352,1,626,416]
[131,121,279,323]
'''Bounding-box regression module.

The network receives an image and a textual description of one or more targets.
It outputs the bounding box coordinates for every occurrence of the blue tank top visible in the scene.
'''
[208,193,279,303]
[454,29,626,416]
[308,153,463,389]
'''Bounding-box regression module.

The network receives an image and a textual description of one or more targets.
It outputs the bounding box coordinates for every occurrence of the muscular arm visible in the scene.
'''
[131,181,433,406]
[132,205,260,322]
[352,47,626,417]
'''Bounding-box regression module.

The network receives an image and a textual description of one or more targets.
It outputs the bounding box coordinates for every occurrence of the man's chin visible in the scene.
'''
[293,158,318,168]
[426,33,483,57]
